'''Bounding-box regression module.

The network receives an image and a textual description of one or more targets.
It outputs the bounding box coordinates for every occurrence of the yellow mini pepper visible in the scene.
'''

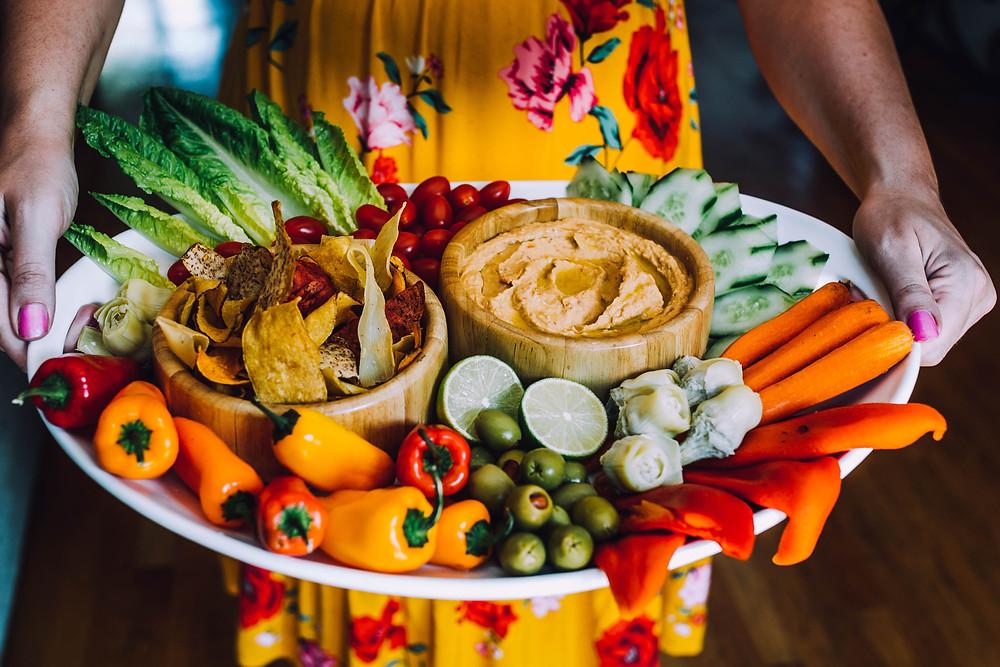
[253,399,395,492]
[93,391,178,479]
[319,485,440,573]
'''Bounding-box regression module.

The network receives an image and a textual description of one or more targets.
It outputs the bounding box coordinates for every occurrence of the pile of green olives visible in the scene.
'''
[464,410,621,576]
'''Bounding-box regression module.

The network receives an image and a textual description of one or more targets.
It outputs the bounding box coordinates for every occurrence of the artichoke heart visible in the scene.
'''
[600,433,683,493]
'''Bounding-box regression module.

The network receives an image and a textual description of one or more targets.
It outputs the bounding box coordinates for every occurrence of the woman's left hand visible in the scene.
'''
[852,188,995,366]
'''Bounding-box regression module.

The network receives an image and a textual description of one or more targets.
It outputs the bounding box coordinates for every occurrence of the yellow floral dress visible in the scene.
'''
[218,1,710,665]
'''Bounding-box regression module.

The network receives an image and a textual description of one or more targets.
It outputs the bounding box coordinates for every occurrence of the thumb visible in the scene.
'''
[8,213,61,342]
[865,243,940,343]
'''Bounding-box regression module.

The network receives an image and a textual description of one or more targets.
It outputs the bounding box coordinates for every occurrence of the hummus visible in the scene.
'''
[460,218,692,336]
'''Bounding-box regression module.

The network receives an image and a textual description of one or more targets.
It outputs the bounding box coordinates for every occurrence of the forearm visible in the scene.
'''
[0,0,125,145]
[736,0,938,201]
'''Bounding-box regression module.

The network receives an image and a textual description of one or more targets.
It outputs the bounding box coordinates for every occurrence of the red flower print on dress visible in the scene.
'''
[560,0,632,41]
[456,601,519,639]
[343,75,416,151]
[499,14,597,132]
[622,7,683,161]
[350,599,408,663]
[298,638,338,667]
[238,565,285,629]
[370,153,399,184]
[595,616,660,667]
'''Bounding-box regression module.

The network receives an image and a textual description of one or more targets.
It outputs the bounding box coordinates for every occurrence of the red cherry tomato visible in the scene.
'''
[409,175,450,208]
[393,231,422,262]
[214,241,245,257]
[449,221,467,235]
[407,224,427,239]
[389,199,417,229]
[447,184,480,210]
[410,257,440,291]
[479,180,512,210]
[355,204,392,233]
[421,194,453,230]
[504,198,527,206]
[167,259,192,285]
[455,204,487,224]
[377,182,409,208]
[352,228,377,240]
[419,228,454,261]
[284,215,327,244]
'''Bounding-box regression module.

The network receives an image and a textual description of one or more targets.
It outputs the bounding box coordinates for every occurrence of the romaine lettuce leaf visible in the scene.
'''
[90,193,217,258]
[312,110,383,220]
[63,223,172,288]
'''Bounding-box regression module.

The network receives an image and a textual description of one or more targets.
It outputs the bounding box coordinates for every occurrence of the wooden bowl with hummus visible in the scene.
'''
[151,273,448,480]
[439,198,715,398]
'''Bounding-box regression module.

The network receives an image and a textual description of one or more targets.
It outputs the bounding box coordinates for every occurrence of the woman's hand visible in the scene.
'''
[0,131,79,372]
[852,188,995,366]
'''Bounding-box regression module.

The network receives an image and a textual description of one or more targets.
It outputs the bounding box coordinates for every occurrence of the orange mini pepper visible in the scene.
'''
[111,380,167,404]
[431,499,501,570]
[93,392,178,479]
[256,476,326,556]
[173,417,265,527]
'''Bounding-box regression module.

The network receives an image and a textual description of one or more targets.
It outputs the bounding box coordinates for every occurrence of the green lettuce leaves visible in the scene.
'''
[64,223,172,288]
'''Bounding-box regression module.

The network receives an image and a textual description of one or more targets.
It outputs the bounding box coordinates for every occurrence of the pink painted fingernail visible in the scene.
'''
[907,309,938,342]
[18,302,49,339]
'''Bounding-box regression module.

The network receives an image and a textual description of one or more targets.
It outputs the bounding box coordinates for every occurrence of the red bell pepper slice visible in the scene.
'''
[595,532,686,618]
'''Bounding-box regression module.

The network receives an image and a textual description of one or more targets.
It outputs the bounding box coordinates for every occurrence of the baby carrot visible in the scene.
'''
[742,299,891,391]
[757,320,914,424]
[173,417,265,527]
[721,281,852,367]
[696,402,947,469]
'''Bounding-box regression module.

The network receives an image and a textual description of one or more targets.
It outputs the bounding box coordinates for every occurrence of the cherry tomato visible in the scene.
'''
[377,182,409,208]
[455,204,487,224]
[504,198,527,206]
[409,175,450,208]
[447,183,480,210]
[389,199,417,229]
[355,204,392,232]
[479,180,512,210]
[408,224,426,239]
[421,194,453,230]
[167,259,191,286]
[352,228,377,240]
[284,215,327,244]
[419,228,454,261]
[449,221,468,235]
[410,257,440,291]
[393,231,422,262]
[214,241,245,257]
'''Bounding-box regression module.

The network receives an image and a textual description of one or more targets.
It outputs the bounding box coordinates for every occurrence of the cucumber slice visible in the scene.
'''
[699,224,778,294]
[567,157,623,202]
[703,334,741,359]
[727,212,778,242]
[711,284,797,337]
[694,182,743,239]
[623,171,655,204]
[639,167,717,236]
[766,239,830,297]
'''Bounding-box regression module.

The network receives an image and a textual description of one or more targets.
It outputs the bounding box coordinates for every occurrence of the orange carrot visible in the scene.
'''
[757,320,914,424]
[722,281,852,367]
[684,457,843,566]
[595,532,686,618]
[173,417,265,527]
[696,402,947,469]
[743,299,891,391]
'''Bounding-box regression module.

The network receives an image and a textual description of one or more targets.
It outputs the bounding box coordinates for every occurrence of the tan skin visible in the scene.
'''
[0,0,993,371]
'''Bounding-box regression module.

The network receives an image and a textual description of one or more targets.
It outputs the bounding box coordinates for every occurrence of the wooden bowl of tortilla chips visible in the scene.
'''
[440,197,714,399]
[151,227,448,481]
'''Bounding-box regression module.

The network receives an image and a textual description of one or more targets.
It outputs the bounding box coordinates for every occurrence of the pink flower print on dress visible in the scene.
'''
[343,75,416,150]
[499,13,597,131]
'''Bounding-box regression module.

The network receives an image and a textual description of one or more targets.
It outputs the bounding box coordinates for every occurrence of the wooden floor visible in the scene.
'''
[4,7,1000,667]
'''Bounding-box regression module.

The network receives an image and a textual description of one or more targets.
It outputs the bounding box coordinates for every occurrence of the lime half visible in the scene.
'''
[436,355,524,442]
[520,378,608,458]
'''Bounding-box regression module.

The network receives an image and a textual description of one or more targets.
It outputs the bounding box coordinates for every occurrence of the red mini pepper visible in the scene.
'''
[14,353,142,429]
[396,424,471,498]
[595,532,686,618]
[256,476,327,556]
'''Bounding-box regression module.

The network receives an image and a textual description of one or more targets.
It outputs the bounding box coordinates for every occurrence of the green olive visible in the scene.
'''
[546,524,594,571]
[466,464,515,519]
[540,504,572,540]
[571,495,621,543]
[504,484,554,531]
[469,445,495,470]
[562,460,589,484]
[550,482,598,511]
[497,449,525,482]
[521,448,566,491]
[498,532,546,576]
[474,408,522,453]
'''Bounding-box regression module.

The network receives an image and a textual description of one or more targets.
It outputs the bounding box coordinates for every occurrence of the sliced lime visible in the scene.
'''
[519,378,608,458]
[436,355,524,442]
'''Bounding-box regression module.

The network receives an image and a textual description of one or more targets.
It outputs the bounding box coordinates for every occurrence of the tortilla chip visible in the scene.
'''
[308,235,363,300]
[220,296,253,331]
[397,347,422,372]
[195,290,234,343]
[196,347,249,386]
[155,315,209,368]
[318,339,359,381]
[385,282,425,340]
[254,202,296,314]
[322,370,368,397]
[181,243,228,280]
[227,244,273,301]
[242,300,327,404]
[177,290,197,328]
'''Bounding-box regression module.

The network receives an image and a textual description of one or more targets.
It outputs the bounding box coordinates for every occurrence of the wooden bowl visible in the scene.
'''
[151,275,448,480]
[439,197,715,399]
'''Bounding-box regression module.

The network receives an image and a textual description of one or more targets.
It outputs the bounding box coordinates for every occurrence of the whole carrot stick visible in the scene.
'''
[684,457,843,566]
[722,281,851,367]
[757,320,913,424]
[696,402,947,469]
[743,299,891,391]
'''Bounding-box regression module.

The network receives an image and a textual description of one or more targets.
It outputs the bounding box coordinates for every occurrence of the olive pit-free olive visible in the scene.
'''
[504,484,554,531]
[466,464,515,518]
[571,495,621,543]
[562,460,589,484]
[497,448,525,481]
[520,448,566,491]
[498,532,546,576]
[469,445,495,470]
[546,524,594,571]
[474,408,522,453]
[550,481,598,511]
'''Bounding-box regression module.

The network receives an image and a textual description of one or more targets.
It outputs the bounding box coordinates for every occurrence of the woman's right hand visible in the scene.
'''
[0,130,79,372]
